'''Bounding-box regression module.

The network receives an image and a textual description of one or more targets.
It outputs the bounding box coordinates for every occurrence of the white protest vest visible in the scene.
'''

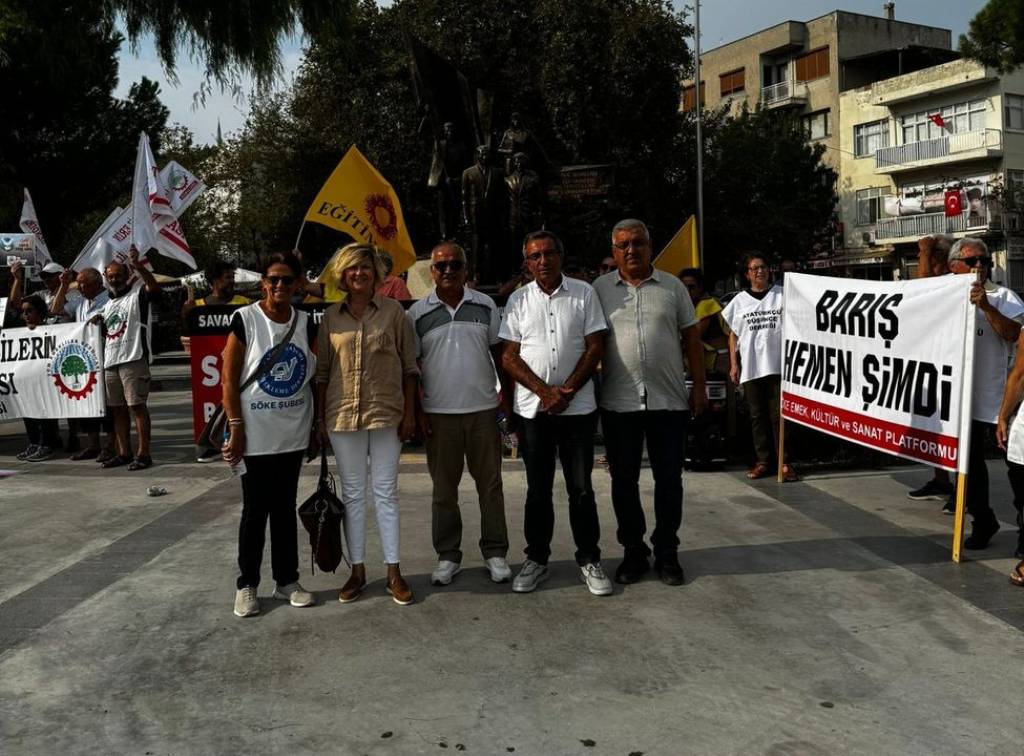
[101,285,149,368]
[721,285,784,383]
[237,303,314,456]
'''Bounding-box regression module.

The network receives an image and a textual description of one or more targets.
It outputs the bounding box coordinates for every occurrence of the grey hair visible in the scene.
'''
[950,237,989,260]
[926,234,956,263]
[431,242,467,262]
[611,219,650,241]
[78,268,102,285]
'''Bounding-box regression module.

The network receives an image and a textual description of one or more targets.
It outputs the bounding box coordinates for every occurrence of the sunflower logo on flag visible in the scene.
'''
[364,194,398,241]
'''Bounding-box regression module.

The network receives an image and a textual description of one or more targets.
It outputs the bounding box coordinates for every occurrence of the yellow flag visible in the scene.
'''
[304,145,416,275]
[653,215,699,275]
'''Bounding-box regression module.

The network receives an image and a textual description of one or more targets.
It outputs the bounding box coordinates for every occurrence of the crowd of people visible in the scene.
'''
[5,221,1024,612]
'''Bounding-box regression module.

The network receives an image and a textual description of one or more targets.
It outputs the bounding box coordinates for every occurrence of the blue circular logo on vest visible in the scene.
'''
[257,343,307,398]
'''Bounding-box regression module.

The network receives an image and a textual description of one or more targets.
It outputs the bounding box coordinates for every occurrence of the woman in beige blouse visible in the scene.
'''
[316,243,419,605]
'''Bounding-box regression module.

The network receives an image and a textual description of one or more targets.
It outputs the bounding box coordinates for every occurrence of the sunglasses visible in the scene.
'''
[959,256,993,268]
[264,275,296,287]
[432,260,465,273]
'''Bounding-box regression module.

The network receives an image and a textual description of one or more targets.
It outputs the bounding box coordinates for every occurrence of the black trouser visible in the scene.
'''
[1007,458,1024,536]
[517,411,601,565]
[23,418,59,447]
[237,450,304,590]
[80,411,113,435]
[743,375,782,466]
[966,420,998,526]
[601,409,687,560]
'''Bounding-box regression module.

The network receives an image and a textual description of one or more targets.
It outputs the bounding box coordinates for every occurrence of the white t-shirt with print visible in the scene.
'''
[971,283,1024,423]
[721,285,784,384]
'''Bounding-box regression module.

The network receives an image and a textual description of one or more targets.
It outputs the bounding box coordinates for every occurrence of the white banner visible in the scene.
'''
[0,321,106,421]
[781,273,974,473]
[1,234,37,266]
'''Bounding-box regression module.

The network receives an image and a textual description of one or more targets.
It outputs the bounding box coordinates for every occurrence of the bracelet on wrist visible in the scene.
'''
[227,418,245,426]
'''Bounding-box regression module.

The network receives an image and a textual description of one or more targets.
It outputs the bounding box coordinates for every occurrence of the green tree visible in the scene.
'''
[0,1,169,262]
[960,0,1024,73]
[61,354,87,387]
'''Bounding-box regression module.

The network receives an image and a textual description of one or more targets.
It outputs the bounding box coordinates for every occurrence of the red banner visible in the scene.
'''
[188,334,228,444]
[782,392,959,469]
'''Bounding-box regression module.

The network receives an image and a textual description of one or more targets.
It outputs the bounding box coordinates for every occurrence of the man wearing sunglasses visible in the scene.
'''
[949,238,1024,550]
[407,242,513,586]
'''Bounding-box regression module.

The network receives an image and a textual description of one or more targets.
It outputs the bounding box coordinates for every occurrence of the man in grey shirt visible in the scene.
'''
[593,219,707,586]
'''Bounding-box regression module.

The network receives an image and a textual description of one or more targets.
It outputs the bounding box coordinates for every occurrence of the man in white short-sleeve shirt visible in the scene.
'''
[498,230,612,596]
[949,237,1024,551]
[407,242,512,587]
[722,253,790,480]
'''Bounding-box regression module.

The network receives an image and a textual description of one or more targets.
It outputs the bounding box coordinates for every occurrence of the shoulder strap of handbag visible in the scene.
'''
[238,310,300,393]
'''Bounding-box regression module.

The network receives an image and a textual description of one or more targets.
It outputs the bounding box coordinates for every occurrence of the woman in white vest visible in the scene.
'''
[315,243,420,606]
[722,253,796,481]
[221,251,317,618]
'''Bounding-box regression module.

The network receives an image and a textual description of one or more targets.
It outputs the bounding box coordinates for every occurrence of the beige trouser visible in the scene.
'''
[425,408,509,562]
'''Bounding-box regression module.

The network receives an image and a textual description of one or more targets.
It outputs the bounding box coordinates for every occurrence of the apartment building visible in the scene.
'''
[683,9,954,176]
[838,59,1024,287]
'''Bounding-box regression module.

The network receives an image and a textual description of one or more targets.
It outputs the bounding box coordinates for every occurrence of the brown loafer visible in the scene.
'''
[386,575,414,606]
[338,565,366,604]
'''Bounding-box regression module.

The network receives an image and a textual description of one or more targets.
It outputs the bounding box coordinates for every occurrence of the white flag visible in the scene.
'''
[163,161,205,216]
[131,132,174,254]
[19,189,52,263]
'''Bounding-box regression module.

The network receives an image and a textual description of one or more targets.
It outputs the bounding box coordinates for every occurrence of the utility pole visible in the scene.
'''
[694,0,705,270]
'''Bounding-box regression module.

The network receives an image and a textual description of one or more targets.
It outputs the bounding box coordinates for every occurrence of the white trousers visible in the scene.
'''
[329,428,402,564]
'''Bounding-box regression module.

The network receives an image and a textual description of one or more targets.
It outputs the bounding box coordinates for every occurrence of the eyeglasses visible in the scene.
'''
[958,256,993,268]
[613,239,649,252]
[748,265,768,272]
[264,275,296,287]
[432,260,465,273]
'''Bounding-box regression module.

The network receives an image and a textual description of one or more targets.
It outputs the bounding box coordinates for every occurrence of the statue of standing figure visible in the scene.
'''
[461,143,504,283]
[429,121,471,240]
[503,151,544,280]
[498,111,549,175]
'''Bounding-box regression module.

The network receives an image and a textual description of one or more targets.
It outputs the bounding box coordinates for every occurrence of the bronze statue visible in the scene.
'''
[461,143,504,282]
[429,121,471,239]
[503,152,544,280]
[498,111,548,175]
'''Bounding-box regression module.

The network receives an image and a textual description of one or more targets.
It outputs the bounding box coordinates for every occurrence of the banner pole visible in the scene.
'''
[776,413,787,483]
[952,473,968,563]
[293,220,307,252]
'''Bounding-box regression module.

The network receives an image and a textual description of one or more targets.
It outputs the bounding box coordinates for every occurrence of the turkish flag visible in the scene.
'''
[944,189,963,217]
[928,113,947,129]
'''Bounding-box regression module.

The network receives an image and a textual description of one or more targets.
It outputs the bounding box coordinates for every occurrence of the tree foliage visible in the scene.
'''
[0,1,169,261]
[960,0,1024,74]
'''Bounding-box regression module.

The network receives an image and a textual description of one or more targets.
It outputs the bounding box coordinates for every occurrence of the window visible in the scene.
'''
[854,120,889,157]
[682,81,705,112]
[802,110,830,140]
[1009,169,1024,188]
[901,99,986,143]
[1006,94,1024,130]
[795,46,829,82]
[856,187,889,226]
[720,68,745,96]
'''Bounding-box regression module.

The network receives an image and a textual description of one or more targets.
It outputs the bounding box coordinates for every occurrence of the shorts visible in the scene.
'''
[105,359,151,407]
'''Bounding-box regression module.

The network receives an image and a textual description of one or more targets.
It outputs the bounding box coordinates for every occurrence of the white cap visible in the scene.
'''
[41,262,65,274]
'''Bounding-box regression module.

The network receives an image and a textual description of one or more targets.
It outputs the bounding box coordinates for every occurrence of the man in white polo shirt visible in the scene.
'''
[499,230,612,596]
[407,242,512,586]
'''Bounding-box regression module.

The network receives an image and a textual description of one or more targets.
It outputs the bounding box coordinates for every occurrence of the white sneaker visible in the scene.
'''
[512,559,549,593]
[272,582,315,607]
[485,557,512,583]
[580,562,613,596]
[431,560,462,586]
[233,587,260,617]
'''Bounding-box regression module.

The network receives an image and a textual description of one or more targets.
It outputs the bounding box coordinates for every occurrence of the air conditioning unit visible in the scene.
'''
[861,231,876,244]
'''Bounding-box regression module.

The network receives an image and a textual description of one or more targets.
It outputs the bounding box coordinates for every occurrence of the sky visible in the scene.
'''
[114,0,988,144]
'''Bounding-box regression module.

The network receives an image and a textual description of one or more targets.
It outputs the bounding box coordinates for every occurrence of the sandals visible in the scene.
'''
[101,454,132,469]
[128,455,153,471]
[746,463,770,479]
[1010,560,1024,587]
[782,464,800,483]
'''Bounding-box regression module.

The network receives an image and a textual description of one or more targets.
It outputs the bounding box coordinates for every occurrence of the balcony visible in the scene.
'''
[874,210,990,242]
[874,129,1003,174]
[760,79,808,109]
